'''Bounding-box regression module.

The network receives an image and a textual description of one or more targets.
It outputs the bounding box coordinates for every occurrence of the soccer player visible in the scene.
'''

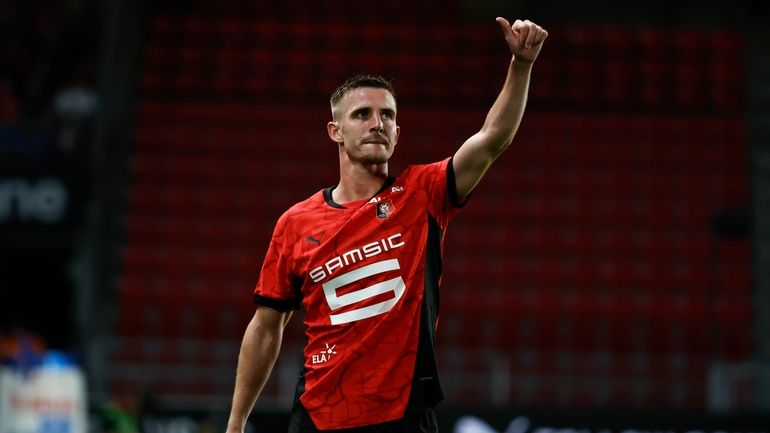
[226,17,547,433]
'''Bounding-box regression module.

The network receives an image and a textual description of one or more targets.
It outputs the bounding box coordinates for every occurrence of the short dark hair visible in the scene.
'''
[330,74,397,108]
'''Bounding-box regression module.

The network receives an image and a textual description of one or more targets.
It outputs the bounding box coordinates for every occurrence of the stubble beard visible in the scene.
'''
[349,142,391,166]
[357,153,389,165]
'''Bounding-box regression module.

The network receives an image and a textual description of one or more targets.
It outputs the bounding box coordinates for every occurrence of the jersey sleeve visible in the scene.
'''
[418,156,469,229]
[253,211,302,311]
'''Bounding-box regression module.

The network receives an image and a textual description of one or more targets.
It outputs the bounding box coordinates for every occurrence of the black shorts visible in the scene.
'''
[287,402,438,433]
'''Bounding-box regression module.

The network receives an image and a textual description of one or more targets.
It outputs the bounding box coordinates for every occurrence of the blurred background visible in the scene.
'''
[1,0,769,432]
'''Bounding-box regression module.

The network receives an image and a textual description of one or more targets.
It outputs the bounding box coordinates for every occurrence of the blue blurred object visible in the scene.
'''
[42,350,74,370]
[16,333,44,377]
[0,345,88,433]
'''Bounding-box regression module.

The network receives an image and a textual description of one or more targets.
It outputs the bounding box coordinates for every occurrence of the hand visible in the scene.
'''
[496,18,548,64]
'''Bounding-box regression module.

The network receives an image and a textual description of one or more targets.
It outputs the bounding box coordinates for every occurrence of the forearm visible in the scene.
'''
[452,59,536,197]
[226,315,283,432]
[447,18,546,198]
[479,58,533,155]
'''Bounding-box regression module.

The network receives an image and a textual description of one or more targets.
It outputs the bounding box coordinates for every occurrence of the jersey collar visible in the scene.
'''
[323,177,396,209]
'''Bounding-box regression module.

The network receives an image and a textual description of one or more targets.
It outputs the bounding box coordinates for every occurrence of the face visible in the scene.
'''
[328,87,400,165]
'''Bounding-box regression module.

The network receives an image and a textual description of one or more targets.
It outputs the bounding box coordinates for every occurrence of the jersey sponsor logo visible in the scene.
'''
[391,185,404,193]
[322,258,405,325]
[308,233,405,283]
[375,199,394,219]
[311,342,337,365]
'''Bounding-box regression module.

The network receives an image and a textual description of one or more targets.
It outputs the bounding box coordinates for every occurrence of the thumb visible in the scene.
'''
[495,17,513,36]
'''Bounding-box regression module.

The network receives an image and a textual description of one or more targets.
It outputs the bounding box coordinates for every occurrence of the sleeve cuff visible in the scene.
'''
[253,294,301,311]
[447,157,471,208]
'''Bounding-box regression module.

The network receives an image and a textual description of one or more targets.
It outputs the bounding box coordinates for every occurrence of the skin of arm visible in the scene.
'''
[226,306,293,433]
[453,18,548,198]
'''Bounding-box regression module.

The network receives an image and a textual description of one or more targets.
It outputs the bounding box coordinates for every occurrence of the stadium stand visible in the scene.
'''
[113,2,751,410]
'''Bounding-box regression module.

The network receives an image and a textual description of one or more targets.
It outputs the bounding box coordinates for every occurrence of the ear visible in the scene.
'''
[327,121,343,143]
[393,125,401,147]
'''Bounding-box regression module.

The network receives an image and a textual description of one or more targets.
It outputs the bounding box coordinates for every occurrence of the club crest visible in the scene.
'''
[375,200,395,219]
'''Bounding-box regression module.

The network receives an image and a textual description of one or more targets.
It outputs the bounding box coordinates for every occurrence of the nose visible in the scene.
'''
[369,114,384,132]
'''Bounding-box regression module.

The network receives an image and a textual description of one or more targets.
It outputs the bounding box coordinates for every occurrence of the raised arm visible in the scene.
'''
[453,18,547,198]
[226,306,293,433]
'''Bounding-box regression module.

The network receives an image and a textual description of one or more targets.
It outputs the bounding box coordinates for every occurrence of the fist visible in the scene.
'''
[496,18,547,63]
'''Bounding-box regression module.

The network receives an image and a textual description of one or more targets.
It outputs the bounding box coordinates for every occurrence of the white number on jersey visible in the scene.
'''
[321,259,405,325]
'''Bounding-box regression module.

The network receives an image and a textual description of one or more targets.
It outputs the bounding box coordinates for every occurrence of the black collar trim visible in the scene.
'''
[323,186,347,209]
[323,177,396,209]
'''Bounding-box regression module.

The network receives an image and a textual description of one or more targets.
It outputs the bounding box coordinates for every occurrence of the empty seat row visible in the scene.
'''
[140,22,743,112]
[146,19,741,62]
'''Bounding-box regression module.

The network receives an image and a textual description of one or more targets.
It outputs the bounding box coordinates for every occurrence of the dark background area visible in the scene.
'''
[1,0,769,432]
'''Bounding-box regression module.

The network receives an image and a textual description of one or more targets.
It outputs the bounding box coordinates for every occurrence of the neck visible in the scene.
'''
[333,161,389,204]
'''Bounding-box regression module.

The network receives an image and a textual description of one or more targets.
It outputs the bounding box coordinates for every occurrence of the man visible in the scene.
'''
[226,17,547,433]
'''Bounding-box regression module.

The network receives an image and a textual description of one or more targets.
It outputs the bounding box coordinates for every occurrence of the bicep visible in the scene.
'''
[250,305,293,335]
[452,132,497,199]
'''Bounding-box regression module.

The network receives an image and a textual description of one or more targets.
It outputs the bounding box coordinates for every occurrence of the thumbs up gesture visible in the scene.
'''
[496,18,548,64]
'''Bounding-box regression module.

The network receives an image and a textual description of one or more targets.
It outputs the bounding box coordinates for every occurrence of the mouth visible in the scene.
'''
[362,137,389,145]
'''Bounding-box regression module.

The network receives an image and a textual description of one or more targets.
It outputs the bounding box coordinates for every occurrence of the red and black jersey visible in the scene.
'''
[253,157,465,430]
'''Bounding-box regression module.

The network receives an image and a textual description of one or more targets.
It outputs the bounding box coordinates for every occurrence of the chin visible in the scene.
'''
[348,150,390,165]
[359,156,389,165]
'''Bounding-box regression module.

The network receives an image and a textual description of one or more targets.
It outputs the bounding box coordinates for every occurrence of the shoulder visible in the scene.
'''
[276,190,326,229]
[398,157,452,183]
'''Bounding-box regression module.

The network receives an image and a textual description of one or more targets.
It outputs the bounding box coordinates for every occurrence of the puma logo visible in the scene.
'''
[306,236,321,245]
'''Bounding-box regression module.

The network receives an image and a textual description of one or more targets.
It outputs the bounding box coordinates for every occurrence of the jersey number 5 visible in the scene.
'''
[321,259,405,325]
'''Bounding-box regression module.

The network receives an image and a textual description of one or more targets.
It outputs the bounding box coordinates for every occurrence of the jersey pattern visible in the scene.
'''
[254,157,463,430]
